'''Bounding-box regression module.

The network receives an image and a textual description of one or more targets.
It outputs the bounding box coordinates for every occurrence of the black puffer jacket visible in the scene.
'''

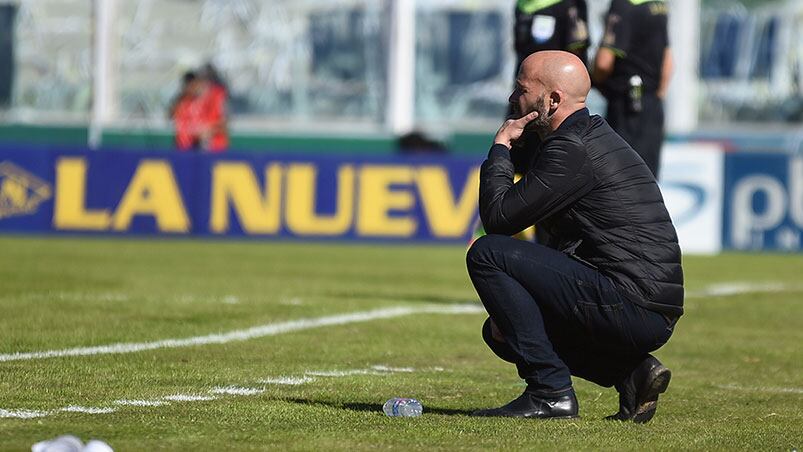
[479,108,684,316]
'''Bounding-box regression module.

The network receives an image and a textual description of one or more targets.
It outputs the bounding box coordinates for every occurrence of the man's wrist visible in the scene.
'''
[489,143,512,159]
[493,135,512,149]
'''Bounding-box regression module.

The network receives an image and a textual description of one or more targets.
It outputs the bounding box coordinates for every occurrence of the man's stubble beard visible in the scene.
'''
[527,94,552,138]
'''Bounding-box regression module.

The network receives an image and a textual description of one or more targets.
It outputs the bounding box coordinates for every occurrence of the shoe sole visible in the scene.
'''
[632,365,671,424]
[472,412,580,420]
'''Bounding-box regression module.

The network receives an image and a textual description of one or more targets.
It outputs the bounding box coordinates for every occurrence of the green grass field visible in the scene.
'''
[0,236,801,451]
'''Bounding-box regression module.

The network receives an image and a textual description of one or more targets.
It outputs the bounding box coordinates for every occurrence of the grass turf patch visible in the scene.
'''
[1,236,801,450]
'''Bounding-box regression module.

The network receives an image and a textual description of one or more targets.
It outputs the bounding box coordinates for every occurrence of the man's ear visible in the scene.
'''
[549,91,561,113]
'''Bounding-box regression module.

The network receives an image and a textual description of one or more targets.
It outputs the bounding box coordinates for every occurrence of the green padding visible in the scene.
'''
[449,132,495,155]
[517,0,562,15]
[0,124,88,146]
[101,130,174,150]
[629,0,664,5]
[0,124,399,154]
[0,124,495,156]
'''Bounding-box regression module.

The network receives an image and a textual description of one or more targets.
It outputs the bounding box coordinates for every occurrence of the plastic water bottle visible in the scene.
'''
[383,398,423,417]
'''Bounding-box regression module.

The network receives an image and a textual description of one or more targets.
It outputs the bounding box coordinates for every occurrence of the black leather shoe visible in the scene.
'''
[606,355,671,423]
[471,389,579,419]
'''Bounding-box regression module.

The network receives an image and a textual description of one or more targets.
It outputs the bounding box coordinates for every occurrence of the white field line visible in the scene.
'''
[3,282,789,364]
[258,377,315,385]
[60,406,117,414]
[14,292,132,303]
[0,304,484,363]
[279,297,304,306]
[222,295,240,305]
[305,365,417,377]
[306,369,389,377]
[686,282,800,298]
[371,365,415,372]
[211,386,265,396]
[114,399,167,407]
[1,283,797,420]
[162,394,217,402]
[259,366,425,384]
[0,365,433,419]
[7,292,252,305]
[0,408,49,419]
[716,384,803,394]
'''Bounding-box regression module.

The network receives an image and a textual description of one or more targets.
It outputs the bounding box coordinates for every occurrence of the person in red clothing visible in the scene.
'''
[170,68,229,152]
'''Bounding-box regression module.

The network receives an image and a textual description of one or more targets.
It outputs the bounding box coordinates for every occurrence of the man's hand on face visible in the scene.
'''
[494,110,539,149]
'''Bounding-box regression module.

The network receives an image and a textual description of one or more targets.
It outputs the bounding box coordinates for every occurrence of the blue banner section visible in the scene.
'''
[723,153,803,251]
[0,146,481,242]
[4,145,801,251]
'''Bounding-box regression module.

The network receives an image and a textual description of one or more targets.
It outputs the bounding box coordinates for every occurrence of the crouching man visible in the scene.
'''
[467,50,683,423]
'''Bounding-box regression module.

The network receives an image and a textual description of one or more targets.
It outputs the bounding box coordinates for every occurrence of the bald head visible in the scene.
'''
[509,51,591,137]
[520,50,590,105]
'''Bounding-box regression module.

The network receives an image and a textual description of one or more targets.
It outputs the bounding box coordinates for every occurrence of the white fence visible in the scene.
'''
[8,0,784,140]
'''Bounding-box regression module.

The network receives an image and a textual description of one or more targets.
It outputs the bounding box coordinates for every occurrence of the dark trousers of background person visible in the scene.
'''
[0,4,17,107]
[466,234,676,395]
[606,93,664,179]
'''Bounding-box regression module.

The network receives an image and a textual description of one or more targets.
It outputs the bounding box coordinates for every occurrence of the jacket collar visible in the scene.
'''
[554,107,589,134]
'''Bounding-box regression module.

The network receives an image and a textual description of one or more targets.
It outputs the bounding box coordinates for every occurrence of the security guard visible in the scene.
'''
[593,0,673,178]
[514,0,590,68]
[511,0,590,175]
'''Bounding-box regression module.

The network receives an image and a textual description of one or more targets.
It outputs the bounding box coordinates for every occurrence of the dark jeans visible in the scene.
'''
[466,234,675,395]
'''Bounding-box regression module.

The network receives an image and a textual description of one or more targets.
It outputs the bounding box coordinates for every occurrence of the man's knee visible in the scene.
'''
[466,234,508,270]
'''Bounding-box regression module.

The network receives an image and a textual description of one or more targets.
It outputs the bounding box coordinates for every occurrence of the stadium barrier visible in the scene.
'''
[724,152,803,251]
[0,146,480,242]
[0,145,800,252]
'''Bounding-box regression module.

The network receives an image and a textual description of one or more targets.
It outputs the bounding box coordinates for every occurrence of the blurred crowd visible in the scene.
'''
[168,0,670,168]
[168,63,228,153]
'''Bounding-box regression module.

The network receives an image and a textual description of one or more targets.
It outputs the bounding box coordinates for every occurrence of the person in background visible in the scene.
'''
[514,0,590,69]
[170,65,229,153]
[510,0,590,175]
[197,63,229,152]
[397,131,447,155]
[593,0,672,178]
[169,71,199,151]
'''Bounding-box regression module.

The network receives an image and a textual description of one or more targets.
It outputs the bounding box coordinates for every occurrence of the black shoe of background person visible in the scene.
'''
[606,355,671,423]
[471,388,579,419]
